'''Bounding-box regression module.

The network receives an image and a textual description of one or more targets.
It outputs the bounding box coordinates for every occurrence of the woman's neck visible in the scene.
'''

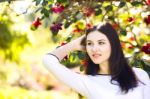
[99,61,110,74]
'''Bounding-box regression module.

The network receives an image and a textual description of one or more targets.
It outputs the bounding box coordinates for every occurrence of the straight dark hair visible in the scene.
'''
[81,22,138,93]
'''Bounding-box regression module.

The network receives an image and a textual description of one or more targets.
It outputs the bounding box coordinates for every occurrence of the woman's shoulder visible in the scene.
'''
[132,67,148,76]
[132,67,150,84]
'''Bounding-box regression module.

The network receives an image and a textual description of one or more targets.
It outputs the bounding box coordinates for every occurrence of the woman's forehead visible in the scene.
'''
[86,31,108,41]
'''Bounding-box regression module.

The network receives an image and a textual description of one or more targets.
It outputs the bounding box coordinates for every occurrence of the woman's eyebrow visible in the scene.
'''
[86,39,106,42]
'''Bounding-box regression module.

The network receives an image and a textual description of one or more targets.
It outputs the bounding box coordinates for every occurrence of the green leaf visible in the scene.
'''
[108,16,115,20]
[139,38,145,44]
[119,1,126,8]
[95,9,102,16]
[48,0,53,2]
[66,36,72,42]
[69,52,76,62]
[35,0,42,6]
[57,0,67,3]
[95,4,102,9]
[52,31,58,36]
[72,18,78,23]
[80,66,84,71]
[77,22,85,30]
[64,21,72,28]
[51,35,59,42]
[30,25,37,31]
[75,12,83,20]
[35,7,42,13]
[131,1,143,6]
[105,5,113,12]
[41,8,49,17]
[77,51,85,59]
[42,0,48,6]
[120,29,126,36]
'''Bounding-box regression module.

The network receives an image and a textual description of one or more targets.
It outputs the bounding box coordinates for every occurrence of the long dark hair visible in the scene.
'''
[81,22,138,93]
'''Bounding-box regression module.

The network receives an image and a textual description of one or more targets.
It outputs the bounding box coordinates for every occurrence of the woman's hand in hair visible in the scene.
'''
[70,34,86,52]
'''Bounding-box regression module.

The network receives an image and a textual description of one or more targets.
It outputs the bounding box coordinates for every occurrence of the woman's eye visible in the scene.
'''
[86,42,105,45]
[98,42,105,45]
[86,42,92,45]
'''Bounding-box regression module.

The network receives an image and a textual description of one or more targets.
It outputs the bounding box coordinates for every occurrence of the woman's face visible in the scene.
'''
[86,30,111,65]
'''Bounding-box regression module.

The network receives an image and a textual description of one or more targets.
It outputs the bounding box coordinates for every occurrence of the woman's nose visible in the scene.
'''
[91,45,99,52]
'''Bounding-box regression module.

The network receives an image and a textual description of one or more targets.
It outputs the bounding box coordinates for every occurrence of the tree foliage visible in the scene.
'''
[0,0,150,75]
[30,0,150,75]
[0,4,30,63]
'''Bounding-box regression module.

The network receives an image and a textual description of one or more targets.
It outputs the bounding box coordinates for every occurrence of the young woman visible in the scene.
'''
[43,22,150,99]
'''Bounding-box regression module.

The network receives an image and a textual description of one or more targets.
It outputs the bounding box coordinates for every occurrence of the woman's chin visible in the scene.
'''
[92,60,101,64]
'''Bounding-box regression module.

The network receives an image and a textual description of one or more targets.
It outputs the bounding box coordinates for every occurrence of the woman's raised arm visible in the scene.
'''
[42,35,90,97]
[50,34,86,61]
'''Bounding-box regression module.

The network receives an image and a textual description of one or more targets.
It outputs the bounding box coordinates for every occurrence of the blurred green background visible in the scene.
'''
[0,1,82,99]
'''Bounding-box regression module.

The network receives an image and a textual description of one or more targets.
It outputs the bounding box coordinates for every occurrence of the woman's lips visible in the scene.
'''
[92,54,101,59]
